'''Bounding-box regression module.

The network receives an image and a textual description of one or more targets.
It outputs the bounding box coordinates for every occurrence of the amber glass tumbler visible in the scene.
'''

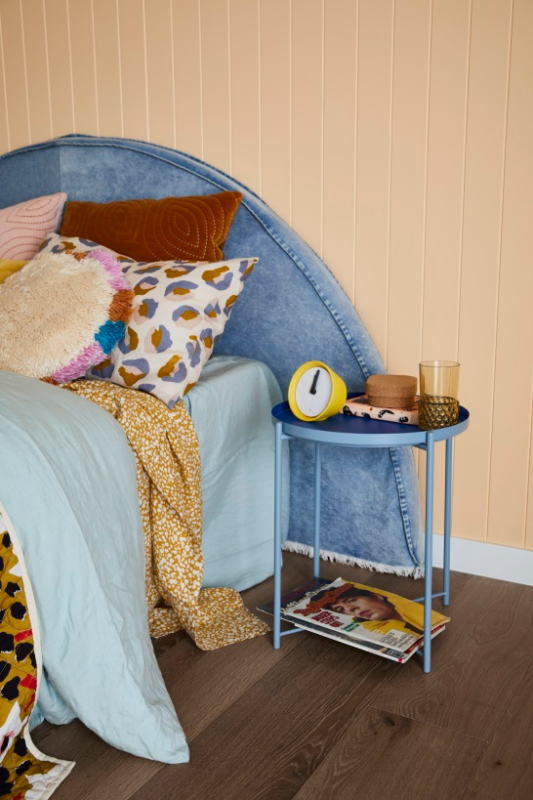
[419,361,460,430]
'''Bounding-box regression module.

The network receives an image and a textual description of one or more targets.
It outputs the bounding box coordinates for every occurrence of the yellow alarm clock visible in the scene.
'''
[288,361,347,422]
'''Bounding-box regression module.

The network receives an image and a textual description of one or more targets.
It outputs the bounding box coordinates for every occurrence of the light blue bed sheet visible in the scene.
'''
[185,355,289,592]
[0,371,188,762]
[0,358,286,761]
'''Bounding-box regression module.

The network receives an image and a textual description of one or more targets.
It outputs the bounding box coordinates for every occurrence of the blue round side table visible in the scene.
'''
[271,398,470,673]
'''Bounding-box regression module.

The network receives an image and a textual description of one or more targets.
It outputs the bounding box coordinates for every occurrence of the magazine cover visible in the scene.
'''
[258,578,330,618]
[282,578,449,653]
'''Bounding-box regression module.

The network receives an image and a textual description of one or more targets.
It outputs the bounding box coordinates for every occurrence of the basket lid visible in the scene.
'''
[366,374,417,398]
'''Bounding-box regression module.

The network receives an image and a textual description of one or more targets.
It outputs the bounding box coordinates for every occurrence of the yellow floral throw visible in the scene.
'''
[64,380,269,649]
[0,510,73,799]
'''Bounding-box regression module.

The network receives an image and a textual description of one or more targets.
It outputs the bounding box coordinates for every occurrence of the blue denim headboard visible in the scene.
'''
[0,135,422,575]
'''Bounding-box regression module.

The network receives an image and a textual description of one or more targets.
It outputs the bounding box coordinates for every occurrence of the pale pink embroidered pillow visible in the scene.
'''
[0,193,67,259]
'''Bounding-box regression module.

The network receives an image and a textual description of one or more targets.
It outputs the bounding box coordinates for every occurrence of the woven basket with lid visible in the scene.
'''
[365,374,417,409]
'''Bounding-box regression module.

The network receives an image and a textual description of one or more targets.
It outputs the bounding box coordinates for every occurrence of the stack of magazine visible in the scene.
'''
[260,577,449,664]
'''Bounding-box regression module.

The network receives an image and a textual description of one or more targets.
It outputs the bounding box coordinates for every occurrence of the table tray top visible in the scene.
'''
[272,395,469,447]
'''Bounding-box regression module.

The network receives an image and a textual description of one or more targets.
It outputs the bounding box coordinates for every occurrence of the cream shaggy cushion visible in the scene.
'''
[0,250,133,382]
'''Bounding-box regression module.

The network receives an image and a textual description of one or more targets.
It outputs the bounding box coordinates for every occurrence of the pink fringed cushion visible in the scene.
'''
[0,193,67,259]
[0,249,133,382]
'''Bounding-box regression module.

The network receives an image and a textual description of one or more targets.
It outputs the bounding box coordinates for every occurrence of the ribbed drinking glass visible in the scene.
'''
[419,361,460,430]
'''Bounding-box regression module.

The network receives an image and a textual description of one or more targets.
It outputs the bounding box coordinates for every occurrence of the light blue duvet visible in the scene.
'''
[0,371,188,762]
[187,355,289,591]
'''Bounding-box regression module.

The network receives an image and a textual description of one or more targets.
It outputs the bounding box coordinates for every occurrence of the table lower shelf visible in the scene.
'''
[273,415,466,673]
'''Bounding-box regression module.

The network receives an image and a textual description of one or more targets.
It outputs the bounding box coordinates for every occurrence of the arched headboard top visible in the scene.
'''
[0,134,383,393]
[0,135,422,575]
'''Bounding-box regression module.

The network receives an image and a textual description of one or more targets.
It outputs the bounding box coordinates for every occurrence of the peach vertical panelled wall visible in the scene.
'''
[0,0,532,550]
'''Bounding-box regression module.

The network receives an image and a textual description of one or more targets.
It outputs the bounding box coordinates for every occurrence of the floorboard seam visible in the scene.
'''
[32,632,309,797]
[33,555,533,798]
[294,694,384,797]
[473,650,533,745]
[285,659,401,797]
[456,744,492,800]
[127,631,313,800]
[129,639,390,800]
[455,651,533,800]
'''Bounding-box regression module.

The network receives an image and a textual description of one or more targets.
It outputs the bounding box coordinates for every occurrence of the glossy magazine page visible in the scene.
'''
[292,617,446,663]
[281,578,449,654]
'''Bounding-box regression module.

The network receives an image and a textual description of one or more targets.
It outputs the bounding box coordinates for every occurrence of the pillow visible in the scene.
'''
[0,258,27,284]
[60,191,243,263]
[40,234,258,407]
[0,192,67,259]
[0,248,133,382]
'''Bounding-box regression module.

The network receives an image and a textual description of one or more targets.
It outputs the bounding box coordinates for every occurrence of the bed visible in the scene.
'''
[0,134,422,575]
[0,135,422,797]
[186,354,289,591]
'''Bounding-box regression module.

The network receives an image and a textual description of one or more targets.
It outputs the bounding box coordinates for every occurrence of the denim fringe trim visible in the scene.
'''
[283,539,423,579]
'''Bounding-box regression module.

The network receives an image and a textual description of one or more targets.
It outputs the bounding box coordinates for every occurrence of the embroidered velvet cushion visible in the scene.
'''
[0,192,67,259]
[60,191,243,263]
[0,249,133,382]
[40,234,258,407]
[0,258,27,284]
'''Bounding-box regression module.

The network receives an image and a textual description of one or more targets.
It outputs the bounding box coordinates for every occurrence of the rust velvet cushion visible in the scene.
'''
[60,191,243,263]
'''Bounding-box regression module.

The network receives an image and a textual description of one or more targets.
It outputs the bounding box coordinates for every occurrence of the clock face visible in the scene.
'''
[295,366,333,418]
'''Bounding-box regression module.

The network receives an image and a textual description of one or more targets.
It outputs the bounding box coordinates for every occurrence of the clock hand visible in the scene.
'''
[310,369,320,395]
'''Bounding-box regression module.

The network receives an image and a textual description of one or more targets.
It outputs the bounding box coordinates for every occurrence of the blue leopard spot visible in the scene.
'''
[137,298,158,320]
[204,273,233,291]
[134,276,158,295]
[204,301,221,319]
[164,280,199,297]
[92,358,114,379]
[239,259,256,281]
[146,325,173,353]
[118,358,150,387]
[118,326,139,355]
[132,265,162,274]
[161,360,188,384]
[186,338,202,368]
[172,306,200,325]
[199,328,213,350]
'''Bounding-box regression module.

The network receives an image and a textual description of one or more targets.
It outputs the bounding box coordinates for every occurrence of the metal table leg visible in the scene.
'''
[313,442,321,578]
[273,421,283,649]
[423,432,435,674]
[443,437,453,606]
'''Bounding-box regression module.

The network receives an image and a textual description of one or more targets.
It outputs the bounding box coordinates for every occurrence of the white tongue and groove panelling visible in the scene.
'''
[0,0,531,557]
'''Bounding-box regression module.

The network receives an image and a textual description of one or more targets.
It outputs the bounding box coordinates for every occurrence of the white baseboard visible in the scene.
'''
[432,534,533,586]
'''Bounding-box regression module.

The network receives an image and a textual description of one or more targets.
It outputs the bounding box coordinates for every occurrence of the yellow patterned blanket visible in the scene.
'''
[64,380,268,650]
[0,510,73,799]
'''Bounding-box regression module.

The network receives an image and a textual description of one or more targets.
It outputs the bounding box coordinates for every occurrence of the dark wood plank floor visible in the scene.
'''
[33,553,533,800]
